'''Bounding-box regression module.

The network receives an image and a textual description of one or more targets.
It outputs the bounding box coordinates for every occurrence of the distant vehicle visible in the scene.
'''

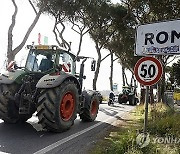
[108,91,115,106]
[108,98,114,106]
[118,86,139,106]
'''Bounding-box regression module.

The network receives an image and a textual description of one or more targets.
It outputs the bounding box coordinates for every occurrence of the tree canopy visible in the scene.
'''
[169,59,180,86]
[35,0,180,91]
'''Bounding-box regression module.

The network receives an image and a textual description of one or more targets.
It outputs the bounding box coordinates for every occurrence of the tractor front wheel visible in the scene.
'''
[37,80,79,132]
[80,91,100,122]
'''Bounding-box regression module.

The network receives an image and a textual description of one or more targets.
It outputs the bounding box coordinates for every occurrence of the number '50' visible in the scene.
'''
[140,64,156,78]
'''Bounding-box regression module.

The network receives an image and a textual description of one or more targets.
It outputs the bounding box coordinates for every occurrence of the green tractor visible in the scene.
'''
[0,45,100,132]
[118,86,139,106]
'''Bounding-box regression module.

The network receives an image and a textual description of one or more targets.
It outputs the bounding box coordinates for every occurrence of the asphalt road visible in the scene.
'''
[0,102,135,154]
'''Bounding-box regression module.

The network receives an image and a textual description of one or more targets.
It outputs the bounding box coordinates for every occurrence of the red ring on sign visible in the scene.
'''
[134,57,163,86]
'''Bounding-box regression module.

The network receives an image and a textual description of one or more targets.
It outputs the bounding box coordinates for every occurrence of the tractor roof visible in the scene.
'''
[26,45,76,58]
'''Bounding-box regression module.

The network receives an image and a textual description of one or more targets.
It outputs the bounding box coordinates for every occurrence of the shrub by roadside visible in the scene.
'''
[91,103,180,154]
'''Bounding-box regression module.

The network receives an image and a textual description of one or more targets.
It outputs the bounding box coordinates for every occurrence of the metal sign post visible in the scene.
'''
[144,86,149,135]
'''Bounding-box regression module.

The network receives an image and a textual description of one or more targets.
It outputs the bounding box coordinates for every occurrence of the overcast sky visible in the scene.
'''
[0,0,131,91]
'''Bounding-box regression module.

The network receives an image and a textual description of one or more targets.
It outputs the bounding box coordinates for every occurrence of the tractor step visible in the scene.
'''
[19,94,31,114]
[19,107,30,114]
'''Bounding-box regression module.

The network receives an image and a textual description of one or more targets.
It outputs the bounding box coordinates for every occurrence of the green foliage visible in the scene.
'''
[87,2,114,46]
[170,59,180,86]
[120,0,180,70]
[134,103,180,137]
[92,127,158,154]
[149,112,180,137]
[106,129,136,154]
[91,103,180,154]
[103,3,141,71]
[125,0,180,23]
[131,104,145,118]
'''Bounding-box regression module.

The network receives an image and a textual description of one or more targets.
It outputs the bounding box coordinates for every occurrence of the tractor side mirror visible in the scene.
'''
[75,57,80,62]
[91,60,96,71]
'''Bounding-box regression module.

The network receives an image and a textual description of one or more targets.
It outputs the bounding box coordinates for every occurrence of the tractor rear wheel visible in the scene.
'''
[80,91,100,122]
[129,95,136,105]
[0,84,34,123]
[0,84,19,123]
[37,80,79,132]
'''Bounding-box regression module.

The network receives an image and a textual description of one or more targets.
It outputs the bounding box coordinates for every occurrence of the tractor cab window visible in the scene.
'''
[122,87,131,94]
[58,52,75,74]
[26,50,55,72]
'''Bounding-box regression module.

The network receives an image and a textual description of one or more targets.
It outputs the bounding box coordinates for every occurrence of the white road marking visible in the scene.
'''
[34,116,115,154]
[0,152,10,154]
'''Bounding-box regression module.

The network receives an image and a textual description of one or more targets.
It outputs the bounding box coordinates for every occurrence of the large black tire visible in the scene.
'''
[134,97,139,105]
[118,94,123,104]
[79,91,100,122]
[118,94,128,104]
[0,84,34,123]
[36,80,79,132]
[129,95,136,106]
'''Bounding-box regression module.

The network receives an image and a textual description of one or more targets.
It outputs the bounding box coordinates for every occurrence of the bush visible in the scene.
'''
[174,92,180,100]
[91,103,180,154]
[148,112,180,137]
[105,129,137,154]
[141,103,180,137]
[104,128,158,154]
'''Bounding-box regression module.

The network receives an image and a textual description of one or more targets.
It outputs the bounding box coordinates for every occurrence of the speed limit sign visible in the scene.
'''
[134,57,163,86]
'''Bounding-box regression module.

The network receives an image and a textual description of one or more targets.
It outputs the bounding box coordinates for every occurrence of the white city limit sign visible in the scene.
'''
[135,19,180,56]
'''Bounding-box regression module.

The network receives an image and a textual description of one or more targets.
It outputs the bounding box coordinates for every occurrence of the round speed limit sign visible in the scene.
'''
[134,57,163,86]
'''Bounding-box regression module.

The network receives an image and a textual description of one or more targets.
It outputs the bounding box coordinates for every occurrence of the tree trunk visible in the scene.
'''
[93,43,101,90]
[157,81,162,102]
[140,85,146,104]
[124,72,129,86]
[157,56,165,102]
[109,53,113,91]
[7,0,43,64]
[161,61,166,103]
[7,0,18,64]
[149,86,154,104]
[122,65,125,86]
[53,18,70,50]
[76,33,83,56]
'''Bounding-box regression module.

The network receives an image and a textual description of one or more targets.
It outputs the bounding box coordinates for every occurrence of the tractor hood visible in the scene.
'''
[0,70,26,84]
[36,71,80,90]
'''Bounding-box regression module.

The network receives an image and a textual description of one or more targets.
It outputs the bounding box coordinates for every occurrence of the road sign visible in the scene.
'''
[113,83,118,91]
[135,19,180,56]
[134,57,163,86]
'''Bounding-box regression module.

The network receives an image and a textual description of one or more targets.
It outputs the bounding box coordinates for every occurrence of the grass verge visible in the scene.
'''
[90,103,180,154]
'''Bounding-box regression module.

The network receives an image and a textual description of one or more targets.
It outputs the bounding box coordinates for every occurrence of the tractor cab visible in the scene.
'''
[25,45,76,75]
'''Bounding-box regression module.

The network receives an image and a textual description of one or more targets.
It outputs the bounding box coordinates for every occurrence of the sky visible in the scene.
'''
[0,0,130,92]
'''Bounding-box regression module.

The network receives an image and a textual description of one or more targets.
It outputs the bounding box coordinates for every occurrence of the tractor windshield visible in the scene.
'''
[25,49,55,72]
